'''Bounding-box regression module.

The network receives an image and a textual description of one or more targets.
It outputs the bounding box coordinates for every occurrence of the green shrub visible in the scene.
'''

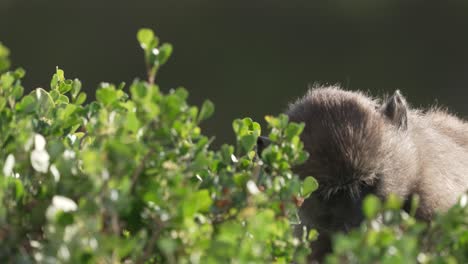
[0,29,314,263]
[0,29,467,264]
[326,193,468,264]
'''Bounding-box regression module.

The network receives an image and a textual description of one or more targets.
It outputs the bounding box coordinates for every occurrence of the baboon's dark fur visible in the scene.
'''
[285,86,468,261]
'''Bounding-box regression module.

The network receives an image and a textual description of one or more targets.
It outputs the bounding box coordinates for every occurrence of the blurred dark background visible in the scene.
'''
[1,0,468,145]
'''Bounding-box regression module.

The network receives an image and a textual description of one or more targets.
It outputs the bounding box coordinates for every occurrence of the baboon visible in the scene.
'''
[259,86,468,261]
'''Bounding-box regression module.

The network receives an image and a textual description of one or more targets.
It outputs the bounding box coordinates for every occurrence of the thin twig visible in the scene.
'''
[147,68,155,85]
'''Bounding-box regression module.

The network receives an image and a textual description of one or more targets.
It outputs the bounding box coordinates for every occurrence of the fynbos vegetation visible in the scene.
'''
[0,29,466,263]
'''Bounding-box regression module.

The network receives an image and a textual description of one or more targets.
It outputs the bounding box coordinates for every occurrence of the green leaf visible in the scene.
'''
[174,87,188,101]
[241,134,256,152]
[0,42,10,58]
[251,121,261,137]
[193,190,212,212]
[198,99,214,122]
[183,190,213,217]
[71,79,82,97]
[158,43,173,65]
[232,119,242,134]
[117,82,126,90]
[56,212,74,226]
[265,115,280,128]
[12,84,24,99]
[50,67,65,89]
[363,194,382,219]
[14,67,26,79]
[58,104,77,120]
[1,72,14,87]
[14,179,24,200]
[0,42,11,72]
[16,94,35,113]
[285,122,304,140]
[74,92,87,105]
[126,111,140,133]
[158,238,178,255]
[302,176,318,198]
[96,86,120,106]
[308,229,319,241]
[56,67,65,81]
[220,144,234,163]
[278,114,289,128]
[56,94,70,104]
[82,150,101,175]
[137,28,155,47]
[58,79,73,94]
[409,194,420,217]
[34,88,55,115]
[0,97,6,111]
[0,60,10,73]
[50,89,60,101]
[130,82,147,99]
[385,194,403,210]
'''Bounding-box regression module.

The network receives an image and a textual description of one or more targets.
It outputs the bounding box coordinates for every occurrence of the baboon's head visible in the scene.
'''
[284,86,417,260]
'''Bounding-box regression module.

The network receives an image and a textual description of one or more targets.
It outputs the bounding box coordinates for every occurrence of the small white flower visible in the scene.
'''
[52,196,78,212]
[246,180,260,195]
[67,134,77,144]
[137,128,144,140]
[231,154,238,163]
[101,169,110,180]
[152,48,159,55]
[46,195,78,220]
[33,252,44,262]
[109,111,116,124]
[388,246,397,255]
[196,174,203,182]
[417,253,428,263]
[31,149,50,173]
[63,150,76,160]
[460,194,467,208]
[50,165,60,182]
[160,213,170,221]
[3,154,15,177]
[89,238,98,250]
[30,240,41,249]
[64,225,78,242]
[110,189,119,201]
[34,134,46,150]
[30,134,49,173]
[58,245,70,261]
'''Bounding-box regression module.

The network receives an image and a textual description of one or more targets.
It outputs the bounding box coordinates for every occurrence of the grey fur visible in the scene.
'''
[285,86,468,261]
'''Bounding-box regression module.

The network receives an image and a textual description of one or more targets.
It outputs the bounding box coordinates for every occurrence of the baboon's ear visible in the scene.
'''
[381,90,408,130]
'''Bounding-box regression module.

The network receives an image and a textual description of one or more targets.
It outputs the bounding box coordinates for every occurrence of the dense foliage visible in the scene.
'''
[0,30,466,263]
[327,194,468,263]
[0,31,315,263]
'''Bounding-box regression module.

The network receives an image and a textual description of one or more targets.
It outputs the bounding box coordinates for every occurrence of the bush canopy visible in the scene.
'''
[0,29,466,263]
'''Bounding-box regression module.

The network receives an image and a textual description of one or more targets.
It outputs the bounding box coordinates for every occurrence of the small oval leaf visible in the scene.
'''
[198,99,214,122]
[302,176,318,198]
[363,194,382,219]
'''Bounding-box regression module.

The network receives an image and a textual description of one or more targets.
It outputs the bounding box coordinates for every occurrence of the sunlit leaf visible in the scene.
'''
[198,99,214,122]
[363,195,382,219]
[302,176,318,198]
